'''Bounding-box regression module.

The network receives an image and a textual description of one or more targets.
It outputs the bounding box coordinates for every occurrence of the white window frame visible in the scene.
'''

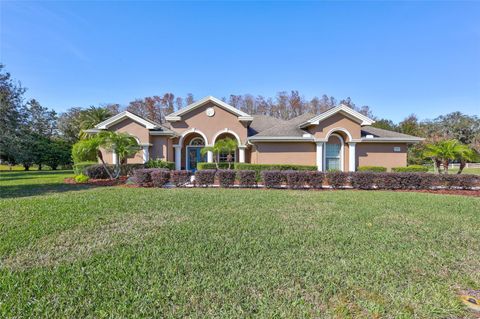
[324,133,344,172]
[217,150,237,163]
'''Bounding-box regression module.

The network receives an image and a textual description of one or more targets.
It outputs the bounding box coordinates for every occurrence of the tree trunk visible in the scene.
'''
[443,160,449,174]
[457,160,466,174]
[38,164,42,171]
[23,164,30,171]
[433,158,442,174]
[97,150,114,179]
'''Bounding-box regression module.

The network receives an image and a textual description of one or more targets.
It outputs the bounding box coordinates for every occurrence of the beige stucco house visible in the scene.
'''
[86,96,423,171]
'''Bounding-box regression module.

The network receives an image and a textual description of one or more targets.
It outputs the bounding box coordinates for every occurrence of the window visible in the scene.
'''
[218,151,236,163]
[325,135,342,171]
[189,137,204,146]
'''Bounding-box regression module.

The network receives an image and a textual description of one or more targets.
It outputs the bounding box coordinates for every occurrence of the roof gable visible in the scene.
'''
[95,111,160,130]
[299,104,375,128]
[165,96,253,122]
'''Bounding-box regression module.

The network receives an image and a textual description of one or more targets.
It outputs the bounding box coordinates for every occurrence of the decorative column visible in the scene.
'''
[174,145,182,170]
[207,150,213,163]
[142,145,149,163]
[238,146,246,163]
[112,151,118,165]
[348,142,356,172]
[316,142,324,171]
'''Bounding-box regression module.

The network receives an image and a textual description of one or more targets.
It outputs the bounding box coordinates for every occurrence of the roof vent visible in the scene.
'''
[366,134,374,138]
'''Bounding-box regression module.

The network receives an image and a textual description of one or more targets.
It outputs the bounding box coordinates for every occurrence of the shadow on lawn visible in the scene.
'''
[0,183,98,199]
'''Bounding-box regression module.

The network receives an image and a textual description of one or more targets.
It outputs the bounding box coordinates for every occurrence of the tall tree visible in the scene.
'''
[79,106,113,139]
[26,99,57,137]
[185,93,195,105]
[0,64,27,166]
[58,107,84,144]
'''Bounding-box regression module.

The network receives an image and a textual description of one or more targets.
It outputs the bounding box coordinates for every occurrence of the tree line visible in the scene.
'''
[1,64,479,170]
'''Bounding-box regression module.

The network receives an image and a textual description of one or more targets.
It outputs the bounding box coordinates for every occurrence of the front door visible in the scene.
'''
[187,147,205,172]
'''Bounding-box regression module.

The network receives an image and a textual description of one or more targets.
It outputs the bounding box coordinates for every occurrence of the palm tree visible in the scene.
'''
[423,139,475,174]
[456,146,478,174]
[72,132,140,179]
[201,138,238,169]
[97,131,140,178]
[79,107,112,139]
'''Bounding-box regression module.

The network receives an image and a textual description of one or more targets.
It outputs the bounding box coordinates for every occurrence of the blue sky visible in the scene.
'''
[1,1,479,122]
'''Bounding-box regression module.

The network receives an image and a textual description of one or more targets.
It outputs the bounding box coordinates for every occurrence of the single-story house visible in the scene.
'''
[85,96,423,171]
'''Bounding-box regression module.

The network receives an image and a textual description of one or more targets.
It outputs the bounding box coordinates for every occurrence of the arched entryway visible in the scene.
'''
[174,129,209,171]
[316,128,356,172]
[211,129,246,164]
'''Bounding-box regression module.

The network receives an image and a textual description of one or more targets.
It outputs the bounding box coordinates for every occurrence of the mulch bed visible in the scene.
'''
[64,176,127,187]
[63,178,480,197]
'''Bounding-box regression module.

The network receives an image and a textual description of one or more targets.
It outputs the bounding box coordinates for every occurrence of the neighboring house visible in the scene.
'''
[85,96,423,171]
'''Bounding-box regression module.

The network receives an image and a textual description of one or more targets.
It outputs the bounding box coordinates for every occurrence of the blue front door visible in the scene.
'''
[187,147,205,172]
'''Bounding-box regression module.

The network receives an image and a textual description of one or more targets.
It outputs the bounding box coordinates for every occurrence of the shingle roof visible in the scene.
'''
[248,115,287,136]
[361,126,421,139]
[251,113,315,137]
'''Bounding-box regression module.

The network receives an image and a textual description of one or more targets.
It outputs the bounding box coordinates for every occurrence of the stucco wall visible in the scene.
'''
[150,136,171,161]
[169,102,248,146]
[108,118,150,144]
[356,143,407,171]
[308,113,361,140]
[251,142,316,166]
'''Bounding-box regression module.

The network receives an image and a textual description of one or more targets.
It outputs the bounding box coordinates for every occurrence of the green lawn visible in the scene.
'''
[0,171,479,318]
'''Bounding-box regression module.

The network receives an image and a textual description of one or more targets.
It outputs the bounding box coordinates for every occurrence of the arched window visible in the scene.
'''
[189,137,205,146]
[325,134,343,171]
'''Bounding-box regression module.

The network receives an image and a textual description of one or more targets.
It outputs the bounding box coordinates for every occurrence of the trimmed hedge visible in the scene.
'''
[284,170,310,189]
[120,164,145,176]
[73,161,97,175]
[217,170,236,187]
[357,166,387,172]
[151,170,170,187]
[237,170,256,187]
[133,168,159,186]
[145,159,175,170]
[307,171,324,189]
[327,171,350,189]
[171,170,190,187]
[84,164,113,179]
[195,170,216,187]
[392,165,429,173]
[197,162,230,170]
[350,172,377,189]
[262,170,285,188]
[235,163,317,181]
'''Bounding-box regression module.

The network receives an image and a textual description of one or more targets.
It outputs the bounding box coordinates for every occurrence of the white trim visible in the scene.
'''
[359,137,424,143]
[174,145,181,170]
[207,150,213,163]
[142,145,149,163]
[248,136,315,142]
[149,131,175,136]
[212,128,242,145]
[324,133,344,172]
[95,111,159,129]
[348,142,356,172]
[112,151,118,165]
[299,104,375,128]
[189,137,205,146]
[325,127,353,142]
[239,147,245,163]
[316,142,324,171]
[165,96,253,122]
[83,128,101,133]
[178,128,209,147]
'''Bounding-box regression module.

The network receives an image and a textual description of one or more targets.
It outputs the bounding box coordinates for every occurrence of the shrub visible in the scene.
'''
[120,164,145,176]
[357,166,387,172]
[350,172,377,189]
[307,171,324,189]
[151,170,170,187]
[217,170,236,187]
[237,170,256,187]
[392,165,429,173]
[327,171,350,189]
[373,173,433,190]
[171,170,190,187]
[284,170,310,189]
[84,164,113,179]
[145,159,175,170]
[73,161,96,175]
[195,170,216,187]
[197,162,229,170]
[133,168,159,186]
[439,174,480,189]
[234,163,317,181]
[262,170,285,188]
[74,174,89,183]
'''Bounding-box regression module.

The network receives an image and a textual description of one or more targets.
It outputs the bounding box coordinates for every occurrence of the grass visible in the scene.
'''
[0,171,479,318]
